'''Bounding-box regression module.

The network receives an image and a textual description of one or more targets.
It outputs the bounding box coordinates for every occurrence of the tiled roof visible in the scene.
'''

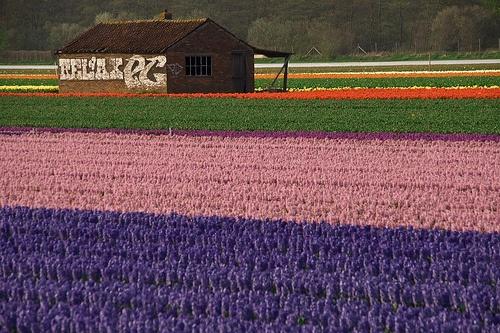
[57,19,208,54]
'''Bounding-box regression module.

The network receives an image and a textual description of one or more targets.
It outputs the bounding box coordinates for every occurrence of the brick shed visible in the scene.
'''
[55,11,291,94]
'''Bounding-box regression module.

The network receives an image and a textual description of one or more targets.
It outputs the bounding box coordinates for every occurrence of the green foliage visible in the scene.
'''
[45,23,85,50]
[0,97,498,134]
[247,18,298,53]
[481,0,500,15]
[94,11,138,24]
[94,12,115,24]
[431,5,496,52]
[0,28,8,51]
[2,0,499,54]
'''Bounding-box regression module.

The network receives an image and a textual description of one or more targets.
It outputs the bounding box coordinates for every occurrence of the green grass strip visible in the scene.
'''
[255,76,500,89]
[0,79,58,86]
[0,96,499,134]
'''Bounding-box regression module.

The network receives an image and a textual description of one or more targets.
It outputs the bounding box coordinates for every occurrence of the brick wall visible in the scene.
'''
[166,22,254,93]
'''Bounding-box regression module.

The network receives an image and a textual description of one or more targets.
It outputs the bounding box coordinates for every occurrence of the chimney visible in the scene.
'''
[160,9,173,20]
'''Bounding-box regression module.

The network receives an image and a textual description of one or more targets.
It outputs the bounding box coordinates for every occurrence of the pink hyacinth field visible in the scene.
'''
[1,131,498,233]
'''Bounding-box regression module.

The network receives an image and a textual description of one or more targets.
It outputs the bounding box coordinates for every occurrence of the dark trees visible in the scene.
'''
[2,0,498,55]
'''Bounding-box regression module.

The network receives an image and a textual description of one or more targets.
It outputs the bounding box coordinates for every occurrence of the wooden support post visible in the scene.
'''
[265,53,292,92]
[283,55,290,91]
[269,64,285,90]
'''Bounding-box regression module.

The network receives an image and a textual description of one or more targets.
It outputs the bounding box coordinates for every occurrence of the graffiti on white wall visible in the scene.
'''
[123,55,167,88]
[59,58,124,81]
[59,55,167,89]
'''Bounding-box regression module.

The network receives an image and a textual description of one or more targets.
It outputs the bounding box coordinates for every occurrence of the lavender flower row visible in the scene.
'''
[1,126,499,142]
[0,206,498,332]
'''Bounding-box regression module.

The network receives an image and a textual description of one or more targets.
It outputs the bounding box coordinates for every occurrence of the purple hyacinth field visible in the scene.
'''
[1,207,499,332]
[0,129,499,332]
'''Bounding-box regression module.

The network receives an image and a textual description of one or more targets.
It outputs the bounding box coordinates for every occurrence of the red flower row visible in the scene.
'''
[0,87,499,100]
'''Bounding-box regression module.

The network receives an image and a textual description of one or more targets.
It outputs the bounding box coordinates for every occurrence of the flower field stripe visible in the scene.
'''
[285,86,499,92]
[1,70,498,80]
[1,205,498,331]
[1,132,498,233]
[256,76,500,90]
[2,75,499,91]
[0,74,58,79]
[3,86,500,94]
[0,87,499,99]
[256,70,500,79]
[2,126,500,143]
[0,85,58,92]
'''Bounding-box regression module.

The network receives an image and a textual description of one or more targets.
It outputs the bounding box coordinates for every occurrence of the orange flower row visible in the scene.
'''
[0,74,57,80]
[1,87,499,100]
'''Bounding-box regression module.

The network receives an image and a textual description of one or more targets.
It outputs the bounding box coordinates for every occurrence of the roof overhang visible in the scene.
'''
[252,47,292,58]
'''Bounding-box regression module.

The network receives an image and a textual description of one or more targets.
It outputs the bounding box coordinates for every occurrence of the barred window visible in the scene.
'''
[185,56,212,76]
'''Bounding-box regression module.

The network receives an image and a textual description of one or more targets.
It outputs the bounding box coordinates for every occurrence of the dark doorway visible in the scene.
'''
[232,52,247,92]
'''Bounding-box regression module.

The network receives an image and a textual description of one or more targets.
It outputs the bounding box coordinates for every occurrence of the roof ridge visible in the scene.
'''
[101,18,208,25]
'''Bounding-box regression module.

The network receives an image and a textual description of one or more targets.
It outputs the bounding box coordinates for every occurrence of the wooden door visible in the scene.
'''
[232,52,247,93]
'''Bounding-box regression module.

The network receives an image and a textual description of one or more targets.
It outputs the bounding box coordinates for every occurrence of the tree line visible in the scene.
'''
[1,0,498,56]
